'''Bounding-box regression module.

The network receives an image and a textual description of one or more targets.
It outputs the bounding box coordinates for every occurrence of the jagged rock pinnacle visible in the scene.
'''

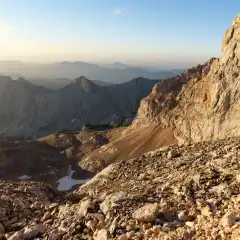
[232,13,240,26]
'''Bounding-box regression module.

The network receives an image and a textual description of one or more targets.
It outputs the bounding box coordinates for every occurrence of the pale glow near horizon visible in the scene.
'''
[0,30,208,64]
[0,0,231,66]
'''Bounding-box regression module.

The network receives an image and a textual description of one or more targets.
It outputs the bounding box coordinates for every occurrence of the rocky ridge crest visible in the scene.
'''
[135,14,240,143]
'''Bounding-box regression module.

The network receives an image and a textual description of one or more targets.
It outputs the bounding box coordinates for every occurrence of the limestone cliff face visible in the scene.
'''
[135,14,240,143]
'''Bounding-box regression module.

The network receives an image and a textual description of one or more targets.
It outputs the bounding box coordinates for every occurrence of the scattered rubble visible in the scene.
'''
[2,137,240,239]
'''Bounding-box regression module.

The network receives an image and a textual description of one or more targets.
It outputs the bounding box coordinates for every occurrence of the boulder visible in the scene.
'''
[178,211,191,222]
[77,199,92,217]
[133,203,159,222]
[22,224,45,239]
[93,229,108,240]
[220,212,238,227]
[100,192,126,215]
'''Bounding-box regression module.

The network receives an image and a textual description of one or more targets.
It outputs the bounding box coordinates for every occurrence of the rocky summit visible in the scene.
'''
[134,13,240,143]
[2,137,240,239]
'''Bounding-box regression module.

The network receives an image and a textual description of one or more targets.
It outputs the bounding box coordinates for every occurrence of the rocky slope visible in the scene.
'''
[0,139,70,187]
[0,181,63,239]
[0,76,158,138]
[134,14,240,143]
[37,14,240,176]
[65,63,214,174]
[2,137,240,239]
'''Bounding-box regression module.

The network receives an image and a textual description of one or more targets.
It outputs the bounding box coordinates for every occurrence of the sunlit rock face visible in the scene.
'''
[134,14,240,143]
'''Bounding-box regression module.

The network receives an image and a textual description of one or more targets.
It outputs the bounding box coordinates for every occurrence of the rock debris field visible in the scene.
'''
[2,137,240,239]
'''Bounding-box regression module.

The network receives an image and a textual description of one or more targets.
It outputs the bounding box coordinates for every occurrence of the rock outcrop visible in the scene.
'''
[135,14,240,143]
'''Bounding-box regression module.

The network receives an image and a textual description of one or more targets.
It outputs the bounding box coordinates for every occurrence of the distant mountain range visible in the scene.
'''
[0,61,183,87]
[0,75,159,138]
[27,77,112,90]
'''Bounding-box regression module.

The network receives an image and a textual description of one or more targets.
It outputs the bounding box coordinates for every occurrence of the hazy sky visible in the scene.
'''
[0,0,239,65]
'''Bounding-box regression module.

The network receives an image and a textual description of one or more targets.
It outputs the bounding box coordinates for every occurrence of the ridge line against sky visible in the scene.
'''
[0,0,239,66]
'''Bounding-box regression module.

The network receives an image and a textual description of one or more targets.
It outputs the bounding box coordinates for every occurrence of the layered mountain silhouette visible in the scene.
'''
[0,76,159,138]
[0,61,183,85]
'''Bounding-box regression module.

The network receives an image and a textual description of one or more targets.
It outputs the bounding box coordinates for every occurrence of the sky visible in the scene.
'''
[0,0,239,67]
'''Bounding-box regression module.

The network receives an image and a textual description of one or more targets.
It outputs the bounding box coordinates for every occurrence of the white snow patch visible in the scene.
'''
[57,166,91,191]
[18,175,32,180]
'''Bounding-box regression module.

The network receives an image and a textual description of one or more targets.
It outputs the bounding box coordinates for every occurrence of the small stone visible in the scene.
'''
[100,192,126,215]
[96,220,105,230]
[167,150,180,159]
[185,221,195,228]
[152,225,161,234]
[0,208,6,219]
[49,232,61,240]
[33,218,41,224]
[172,220,184,227]
[86,220,97,232]
[126,231,135,238]
[41,211,51,222]
[89,213,105,222]
[62,234,71,240]
[45,219,53,224]
[201,206,212,217]
[164,212,176,221]
[192,174,201,185]
[178,210,191,222]
[58,221,68,233]
[9,217,18,225]
[120,222,127,228]
[10,224,45,240]
[7,231,22,240]
[0,223,5,234]
[133,203,159,222]
[221,212,237,227]
[155,218,162,225]
[142,223,150,231]
[109,217,119,235]
[118,234,128,240]
[0,233,5,240]
[145,229,153,236]
[162,223,171,232]
[48,203,59,210]
[93,229,108,240]
[78,199,92,217]
[138,173,147,180]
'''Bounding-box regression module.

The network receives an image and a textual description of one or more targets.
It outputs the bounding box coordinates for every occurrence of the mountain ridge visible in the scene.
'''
[0,75,159,138]
[132,14,240,144]
[0,61,182,85]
